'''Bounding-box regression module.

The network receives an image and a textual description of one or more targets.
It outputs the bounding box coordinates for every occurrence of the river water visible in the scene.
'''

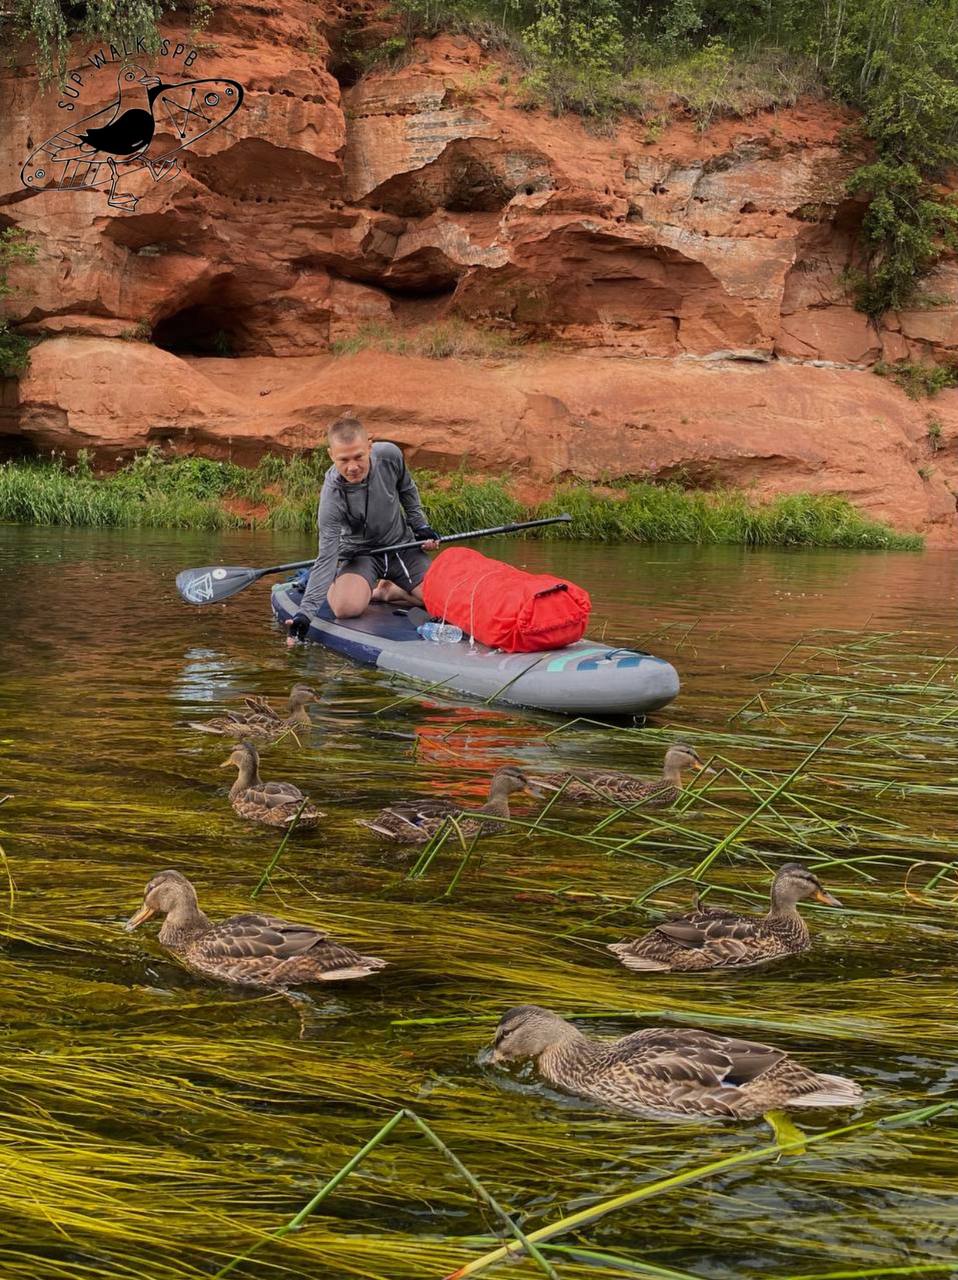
[0,525,955,1280]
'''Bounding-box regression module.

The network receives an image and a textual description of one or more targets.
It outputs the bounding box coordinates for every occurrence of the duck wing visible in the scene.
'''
[540,768,627,796]
[180,710,255,735]
[257,780,306,807]
[194,914,383,981]
[610,905,775,971]
[384,798,458,825]
[603,1027,787,1114]
[243,695,284,724]
[206,913,331,957]
[655,909,763,947]
[545,768,674,806]
[623,1026,783,1070]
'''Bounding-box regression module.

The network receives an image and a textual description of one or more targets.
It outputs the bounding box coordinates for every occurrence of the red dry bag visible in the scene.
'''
[422,548,592,653]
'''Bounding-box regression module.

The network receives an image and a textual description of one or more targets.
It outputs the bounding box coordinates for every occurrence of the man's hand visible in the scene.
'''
[415,525,440,551]
[285,612,312,646]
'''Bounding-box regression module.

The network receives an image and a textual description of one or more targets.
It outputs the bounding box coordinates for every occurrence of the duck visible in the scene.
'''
[608,863,842,973]
[221,741,324,827]
[125,870,386,986]
[357,765,552,843]
[540,744,714,808]
[181,685,319,741]
[485,1005,862,1120]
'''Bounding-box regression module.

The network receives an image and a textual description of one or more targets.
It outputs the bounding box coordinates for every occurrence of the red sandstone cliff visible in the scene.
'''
[1,1,957,542]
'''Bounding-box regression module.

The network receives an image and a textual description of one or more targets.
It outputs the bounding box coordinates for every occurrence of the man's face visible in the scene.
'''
[330,433,372,484]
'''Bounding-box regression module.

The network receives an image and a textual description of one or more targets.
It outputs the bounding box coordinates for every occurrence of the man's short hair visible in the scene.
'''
[327,414,368,448]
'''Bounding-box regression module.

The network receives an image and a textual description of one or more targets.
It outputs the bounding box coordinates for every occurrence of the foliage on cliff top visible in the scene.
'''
[8,0,165,81]
[0,448,923,548]
[387,0,958,318]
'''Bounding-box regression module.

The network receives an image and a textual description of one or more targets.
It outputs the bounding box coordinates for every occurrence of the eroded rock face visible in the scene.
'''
[1,3,958,540]
[7,336,957,545]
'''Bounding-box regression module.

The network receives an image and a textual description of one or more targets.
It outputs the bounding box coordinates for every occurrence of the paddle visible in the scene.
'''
[175,513,573,606]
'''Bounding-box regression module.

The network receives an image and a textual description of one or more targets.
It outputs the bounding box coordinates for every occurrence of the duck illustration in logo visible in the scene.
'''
[20,63,243,211]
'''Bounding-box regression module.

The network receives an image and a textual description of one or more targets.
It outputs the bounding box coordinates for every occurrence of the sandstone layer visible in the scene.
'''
[1,1,958,541]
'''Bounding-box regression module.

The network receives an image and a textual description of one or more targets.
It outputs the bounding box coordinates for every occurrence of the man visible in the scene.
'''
[286,415,439,641]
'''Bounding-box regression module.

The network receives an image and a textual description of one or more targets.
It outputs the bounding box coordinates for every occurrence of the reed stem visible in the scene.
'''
[251,796,309,899]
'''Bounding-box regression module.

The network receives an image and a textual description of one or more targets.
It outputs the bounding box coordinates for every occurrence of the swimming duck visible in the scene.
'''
[182,685,319,741]
[125,870,385,986]
[357,765,552,843]
[486,1005,862,1120]
[608,863,842,972]
[541,744,714,808]
[221,741,324,827]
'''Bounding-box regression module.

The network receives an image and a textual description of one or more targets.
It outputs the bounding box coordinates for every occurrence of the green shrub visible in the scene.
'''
[9,0,164,82]
[873,359,958,399]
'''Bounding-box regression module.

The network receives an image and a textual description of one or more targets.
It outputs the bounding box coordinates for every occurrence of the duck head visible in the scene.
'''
[221,740,259,770]
[772,862,842,910]
[485,1005,581,1064]
[489,765,556,801]
[125,869,198,931]
[288,684,319,710]
[220,740,261,789]
[664,744,716,778]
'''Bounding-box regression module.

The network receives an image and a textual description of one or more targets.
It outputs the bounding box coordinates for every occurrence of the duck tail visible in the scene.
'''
[286,808,325,826]
[177,720,223,734]
[789,1072,863,1107]
[319,956,387,980]
[356,818,393,838]
[607,942,671,972]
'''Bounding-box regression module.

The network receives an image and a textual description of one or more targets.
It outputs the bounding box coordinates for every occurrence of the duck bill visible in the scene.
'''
[124,904,157,931]
[814,889,842,907]
[219,758,235,768]
[692,760,718,775]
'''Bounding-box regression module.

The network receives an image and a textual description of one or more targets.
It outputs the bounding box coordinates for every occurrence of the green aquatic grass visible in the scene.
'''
[0,451,922,548]
[1,539,956,1280]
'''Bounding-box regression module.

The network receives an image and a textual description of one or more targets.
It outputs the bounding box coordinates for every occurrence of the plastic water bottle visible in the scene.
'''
[417,621,463,644]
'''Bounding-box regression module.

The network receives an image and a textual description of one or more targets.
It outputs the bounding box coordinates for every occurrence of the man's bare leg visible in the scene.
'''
[371,579,425,608]
[327,572,373,619]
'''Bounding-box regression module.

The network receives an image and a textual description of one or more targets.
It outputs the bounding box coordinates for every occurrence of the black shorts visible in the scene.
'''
[335,547,430,593]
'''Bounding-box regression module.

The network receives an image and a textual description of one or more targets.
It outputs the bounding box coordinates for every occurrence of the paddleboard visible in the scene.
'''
[272,582,680,717]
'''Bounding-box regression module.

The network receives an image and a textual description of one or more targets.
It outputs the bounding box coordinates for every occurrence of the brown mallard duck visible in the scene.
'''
[222,741,324,827]
[357,765,552,843]
[125,870,385,986]
[608,863,842,972]
[486,1005,862,1120]
[181,684,319,741]
[541,744,714,808]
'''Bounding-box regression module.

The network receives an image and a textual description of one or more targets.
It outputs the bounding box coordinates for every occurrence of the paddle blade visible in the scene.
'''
[175,565,261,605]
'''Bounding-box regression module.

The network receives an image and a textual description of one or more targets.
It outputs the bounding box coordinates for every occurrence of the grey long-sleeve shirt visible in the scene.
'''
[299,442,429,614]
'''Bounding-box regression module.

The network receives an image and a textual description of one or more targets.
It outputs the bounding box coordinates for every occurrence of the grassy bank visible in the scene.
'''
[0,450,922,548]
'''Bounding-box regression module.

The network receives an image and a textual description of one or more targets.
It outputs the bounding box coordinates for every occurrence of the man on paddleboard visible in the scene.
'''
[286,415,438,639]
